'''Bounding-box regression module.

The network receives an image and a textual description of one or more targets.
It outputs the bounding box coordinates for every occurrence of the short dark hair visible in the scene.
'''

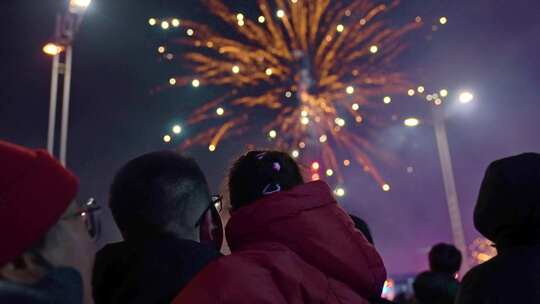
[349,215,374,245]
[429,243,462,274]
[228,150,304,211]
[109,151,210,241]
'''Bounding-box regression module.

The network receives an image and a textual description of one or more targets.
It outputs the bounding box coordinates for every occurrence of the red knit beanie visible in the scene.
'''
[0,141,79,267]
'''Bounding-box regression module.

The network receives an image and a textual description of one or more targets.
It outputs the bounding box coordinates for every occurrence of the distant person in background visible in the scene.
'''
[174,150,387,303]
[92,151,222,304]
[0,141,96,304]
[413,243,462,304]
[349,214,395,304]
[456,153,540,304]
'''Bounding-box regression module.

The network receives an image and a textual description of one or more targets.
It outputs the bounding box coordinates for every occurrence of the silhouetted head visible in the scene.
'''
[110,151,218,242]
[349,214,374,245]
[228,150,304,211]
[429,243,462,274]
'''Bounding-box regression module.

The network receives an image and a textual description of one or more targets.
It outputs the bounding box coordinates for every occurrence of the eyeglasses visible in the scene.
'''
[62,198,102,239]
[212,194,223,212]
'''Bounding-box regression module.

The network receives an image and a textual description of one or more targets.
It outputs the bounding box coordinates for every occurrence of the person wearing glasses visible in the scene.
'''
[0,140,98,304]
[92,151,223,304]
[174,150,387,304]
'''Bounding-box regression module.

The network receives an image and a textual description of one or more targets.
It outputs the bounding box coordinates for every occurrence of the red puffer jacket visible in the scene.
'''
[173,181,387,303]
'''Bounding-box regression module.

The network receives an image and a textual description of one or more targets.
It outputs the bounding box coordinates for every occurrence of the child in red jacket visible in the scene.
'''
[174,151,387,303]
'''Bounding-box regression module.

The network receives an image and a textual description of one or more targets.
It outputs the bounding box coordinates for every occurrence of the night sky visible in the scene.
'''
[1,0,539,275]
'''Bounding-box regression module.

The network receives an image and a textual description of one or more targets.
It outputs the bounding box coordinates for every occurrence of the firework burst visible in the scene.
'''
[157,0,422,188]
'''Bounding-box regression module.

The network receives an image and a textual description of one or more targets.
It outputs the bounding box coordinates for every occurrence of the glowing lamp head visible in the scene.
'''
[369,45,379,54]
[43,43,63,56]
[192,79,200,87]
[343,159,351,167]
[268,130,277,139]
[326,169,334,176]
[186,28,195,36]
[352,103,360,111]
[417,86,425,93]
[382,184,391,192]
[216,107,225,116]
[163,135,172,143]
[440,89,449,97]
[265,68,273,76]
[459,91,474,104]
[169,78,177,86]
[439,17,448,25]
[404,117,420,127]
[312,162,320,170]
[301,117,310,125]
[236,13,244,21]
[276,10,285,18]
[172,125,182,134]
[69,0,91,13]
[209,144,216,152]
[336,24,345,32]
[291,150,300,158]
[161,21,170,30]
[319,134,328,143]
[232,65,240,74]
[407,89,415,96]
[258,16,266,23]
[148,18,157,26]
[346,86,355,95]
[383,96,392,104]
[172,18,181,27]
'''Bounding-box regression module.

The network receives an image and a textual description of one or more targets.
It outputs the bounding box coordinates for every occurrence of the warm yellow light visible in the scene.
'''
[326,169,334,177]
[346,86,355,95]
[186,28,194,36]
[148,18,157,26]
[369,45,379,54]
[291,150,300,158]
[440,89,449,97]
[352,103,360,111]
[236,13,244,20]
[417,86,425,93]
[172,125,182,134]
[258,16,266,23]
[232,65,240,74]
[301,117,309,125]
[343,159,351,167]
[208,145,216,152]
[459,91,474,104]
[404,117,420,127]
[439,17,448,25]
[355,116,363,123]
[169,78,177,85]
[237,20,245,27]
[163,135,172,143]
[265,68,273,76]
[161,21,170,30]
[291,0,298,3]
[158,46,166,53]
[192,79,200,87]
[383,96,392,104]
[172,18,180,27]
[43,43,63,56]
[335,118,346,127]
[312,162,320,170]
[382,184,391,192]
[335,187,346,197]
[269,130,277,138]
[216,107,225,116]
[301,110,308,117]
[312,174,320,181]
[407,89,415,96]
[276,10,285,18]
[336,24,345,32]
[319,134,328,143]
[285,91,292,98]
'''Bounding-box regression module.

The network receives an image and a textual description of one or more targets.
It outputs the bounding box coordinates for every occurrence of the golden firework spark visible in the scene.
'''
[158,0,422,187]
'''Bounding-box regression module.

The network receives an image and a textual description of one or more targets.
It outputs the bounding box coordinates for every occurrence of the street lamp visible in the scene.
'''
[44,0,91,166]
[407,90,474,272]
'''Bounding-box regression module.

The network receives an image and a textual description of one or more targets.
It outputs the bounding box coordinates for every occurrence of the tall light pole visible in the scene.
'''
[405,90,474,273]
[43,0,91,166]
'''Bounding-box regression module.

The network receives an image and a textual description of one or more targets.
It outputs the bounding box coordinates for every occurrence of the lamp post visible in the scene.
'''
[405,90,474,272]
[43,0,91,166]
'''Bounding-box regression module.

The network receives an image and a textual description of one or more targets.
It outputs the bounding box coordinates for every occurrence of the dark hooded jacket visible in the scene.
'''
[456,153,540,303]
[92,234,221,304]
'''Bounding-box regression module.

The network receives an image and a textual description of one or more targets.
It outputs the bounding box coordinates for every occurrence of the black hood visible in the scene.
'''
[93,235,221,304]
[474,153,540,248]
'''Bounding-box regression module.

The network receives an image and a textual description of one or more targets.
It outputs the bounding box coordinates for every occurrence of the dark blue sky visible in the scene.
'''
[1,0,539,275]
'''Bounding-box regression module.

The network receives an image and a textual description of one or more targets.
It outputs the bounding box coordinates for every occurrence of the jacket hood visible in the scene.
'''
[226,181,386,299]
[474,153,540,247]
